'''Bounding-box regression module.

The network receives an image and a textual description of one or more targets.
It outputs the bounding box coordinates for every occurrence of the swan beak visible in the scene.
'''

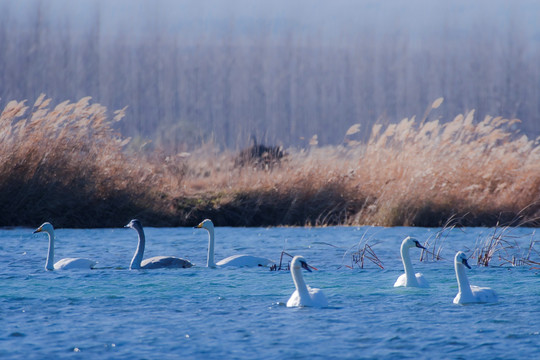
[195,222,203,229]
[33,227,42,234]
[301,261,316,272]
[416,242,426,250]
[462,258,471,269]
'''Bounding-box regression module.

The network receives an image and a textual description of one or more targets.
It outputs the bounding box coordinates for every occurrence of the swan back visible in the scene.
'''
[54,258,97,270]
[287,256,328,308]
[141,256,193,269]
[216,254,274,267]
[453,251,498,304]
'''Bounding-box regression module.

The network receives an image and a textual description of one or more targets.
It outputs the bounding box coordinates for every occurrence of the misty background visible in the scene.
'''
[1,0,539,151]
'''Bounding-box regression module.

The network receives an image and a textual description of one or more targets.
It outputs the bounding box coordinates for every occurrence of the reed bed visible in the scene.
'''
[178,99,540,227]
[0,95,174,227]
[2,96,540,228]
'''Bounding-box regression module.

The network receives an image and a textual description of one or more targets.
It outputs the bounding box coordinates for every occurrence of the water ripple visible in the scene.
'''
[2,226,540,359]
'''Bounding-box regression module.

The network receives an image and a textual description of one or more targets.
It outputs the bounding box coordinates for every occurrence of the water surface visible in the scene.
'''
[1,225,540,359]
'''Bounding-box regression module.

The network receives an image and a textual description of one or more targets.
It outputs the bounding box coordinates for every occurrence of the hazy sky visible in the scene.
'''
[6,0,540,44]
[3,0,540,148]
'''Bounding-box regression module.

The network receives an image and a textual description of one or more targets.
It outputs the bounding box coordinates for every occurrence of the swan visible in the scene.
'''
[33,222,96,270]
[287,255,328,308]
[453,251,498,304]
[125,219,193,269]
[394,236,429,288]
[195,219,274,267]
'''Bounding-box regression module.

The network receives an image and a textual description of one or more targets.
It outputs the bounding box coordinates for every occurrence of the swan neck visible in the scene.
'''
[131,226,146,269]
[291,267,310,299]
[45,229,54,271]
[455,263,473,297]
[207,227,216,268]
[400,242,418,286]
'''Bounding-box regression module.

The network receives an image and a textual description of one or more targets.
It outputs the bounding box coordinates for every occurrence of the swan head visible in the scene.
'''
[403,236,425,249]
[33,222,54,234]
[195,219,214,231]
[291,255,316,272]
[455,251,471,269]
[125,219,143,231]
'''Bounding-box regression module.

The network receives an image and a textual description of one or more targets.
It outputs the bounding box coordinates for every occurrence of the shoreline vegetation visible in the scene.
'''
[2,95,540,228]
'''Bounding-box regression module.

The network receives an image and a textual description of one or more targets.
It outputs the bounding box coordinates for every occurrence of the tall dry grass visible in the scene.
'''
[355,99,540,226]
[2,96,540,228]
[175,98,540,227]
[0,95,180,227]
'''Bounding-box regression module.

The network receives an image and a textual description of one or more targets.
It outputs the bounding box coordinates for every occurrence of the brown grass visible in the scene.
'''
[0,95,175,227]
[176,98,540,227]
[2,96,540,228]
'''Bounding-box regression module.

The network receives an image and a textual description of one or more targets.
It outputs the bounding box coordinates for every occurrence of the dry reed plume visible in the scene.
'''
[176,98,540,227]
[0,95,178,227]
[2,96,540,228]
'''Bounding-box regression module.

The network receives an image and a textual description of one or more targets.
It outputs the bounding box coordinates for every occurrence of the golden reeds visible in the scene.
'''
[2,96,540,228]
[0,95,170,227]
[178,102,540,227]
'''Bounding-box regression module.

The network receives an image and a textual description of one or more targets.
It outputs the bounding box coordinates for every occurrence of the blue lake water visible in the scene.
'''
[1,225,540,359]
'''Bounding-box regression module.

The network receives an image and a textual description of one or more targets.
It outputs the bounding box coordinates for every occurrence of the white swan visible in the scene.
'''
[453,251,498,304]
[125,219,193,269]
[33,222,96,270]
[287,255,328,308]
[394,236,429,288]
[195,219,274,267]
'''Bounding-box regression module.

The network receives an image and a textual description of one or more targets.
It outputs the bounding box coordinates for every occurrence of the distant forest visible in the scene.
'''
[1,0,540,151]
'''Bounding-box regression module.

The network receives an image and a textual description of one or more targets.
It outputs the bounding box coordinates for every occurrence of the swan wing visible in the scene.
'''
[287,290,301,307]
[471,285,498,303]
[308,286,328,308]
[454,286,498,304]
[141,256,193,269]
[54,258,96,270]
[454,289,481,304]
[415,273,429,288]
[394,273,429,288]
[216,254,274,267]
[393,273,407,287]
[453,292,464,304]
[287,288,328,308]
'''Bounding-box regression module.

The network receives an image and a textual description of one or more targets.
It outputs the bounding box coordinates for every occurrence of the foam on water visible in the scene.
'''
[1,225,540,359]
